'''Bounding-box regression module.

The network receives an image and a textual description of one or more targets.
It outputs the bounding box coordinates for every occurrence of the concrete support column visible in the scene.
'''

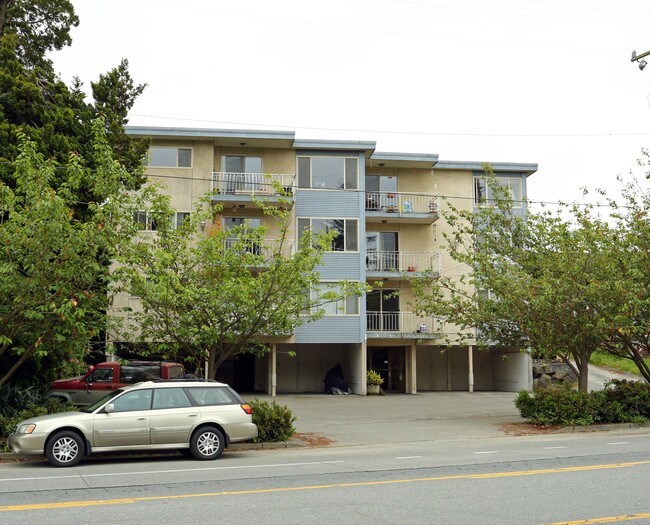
[447,347,452,392]
[405,343,417,394]
[357,342,367,396]
[267,343,277,397]
[468,345,475,393]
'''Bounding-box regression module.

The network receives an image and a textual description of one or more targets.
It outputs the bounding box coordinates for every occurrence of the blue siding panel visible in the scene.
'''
[296,190,360,217]
[295,317,364,343]
[318,253,361,280]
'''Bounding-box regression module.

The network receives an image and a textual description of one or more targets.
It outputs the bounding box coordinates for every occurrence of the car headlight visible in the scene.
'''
[16,424,36,434]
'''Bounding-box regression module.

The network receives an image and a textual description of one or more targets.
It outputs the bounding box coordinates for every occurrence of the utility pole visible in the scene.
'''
[631,50,650,70]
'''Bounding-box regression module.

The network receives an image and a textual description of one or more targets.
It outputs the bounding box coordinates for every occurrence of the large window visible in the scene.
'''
[148,147,192,168]
[298,156,358,190]
[223,155,262,174]
[474,176,523,207]
[313,282,359,316]
[134,211,190,231]
[298,218,358,252]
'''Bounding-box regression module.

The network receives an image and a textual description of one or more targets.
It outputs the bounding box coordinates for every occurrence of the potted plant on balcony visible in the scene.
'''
[366,369,384,395]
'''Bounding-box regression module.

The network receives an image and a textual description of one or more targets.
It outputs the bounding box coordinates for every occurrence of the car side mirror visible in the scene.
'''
[104,403,115,413]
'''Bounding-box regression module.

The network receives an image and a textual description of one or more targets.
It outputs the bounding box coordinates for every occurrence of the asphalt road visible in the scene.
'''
[2,430,650,524]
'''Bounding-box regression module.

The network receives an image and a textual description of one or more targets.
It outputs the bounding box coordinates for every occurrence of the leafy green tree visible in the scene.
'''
[0,121,134,387]
[111,188,366,379]
[598,156,650,381]
[0,36,149,195]
[411,166,630,393]
[0,0,78,71]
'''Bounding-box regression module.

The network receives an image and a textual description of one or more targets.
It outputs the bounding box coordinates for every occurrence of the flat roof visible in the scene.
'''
[293,138,376,154]
[434,160,538,176]
[368,152,439,169]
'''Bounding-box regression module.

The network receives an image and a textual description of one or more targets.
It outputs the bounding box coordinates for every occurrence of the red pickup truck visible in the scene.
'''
[48,361,185,406]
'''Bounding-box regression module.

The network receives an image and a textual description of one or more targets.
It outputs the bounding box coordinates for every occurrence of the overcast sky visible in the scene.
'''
[52,0,650,207]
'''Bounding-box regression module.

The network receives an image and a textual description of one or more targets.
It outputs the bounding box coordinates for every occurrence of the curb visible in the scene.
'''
[0,439,305,462]
[555,421,650,433]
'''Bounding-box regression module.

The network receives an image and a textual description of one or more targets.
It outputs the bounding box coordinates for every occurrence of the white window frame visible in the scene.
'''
[474,176,523,208]
[147,146,193,168]
[298,217,359,252]
[313,282,360,316]
[297,156,359,190]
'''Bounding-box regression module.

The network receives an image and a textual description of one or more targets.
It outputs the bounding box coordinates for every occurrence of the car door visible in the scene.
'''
[83,367,120,405]
[92,389,152,447]
[150,388,197,444]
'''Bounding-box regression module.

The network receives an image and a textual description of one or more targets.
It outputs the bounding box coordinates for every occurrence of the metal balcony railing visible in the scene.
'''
[223,238,294,258]
[365,251,440,275]
[366,311,441,334]
[211,172,295,197]
[365,192,439,215]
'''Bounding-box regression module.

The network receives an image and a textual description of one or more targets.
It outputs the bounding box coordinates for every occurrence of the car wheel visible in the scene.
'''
[190,426,224,460]
[45,430,85,467]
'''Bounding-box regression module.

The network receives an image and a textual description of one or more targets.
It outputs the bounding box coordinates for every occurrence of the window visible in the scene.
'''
[111,389,152,412]
[186,387,237,406]
[367,289,400,331]
[133,211,160,231]
[474,176,523,207]
[297,156,358,190]
[120,366,160,384]
[172,212,191,229]
[313,282,359,315]
[88,368,114,383]
[148,147,192,168]
[223,155,262,174]
[298,218,358,252]
[152,388,192,410]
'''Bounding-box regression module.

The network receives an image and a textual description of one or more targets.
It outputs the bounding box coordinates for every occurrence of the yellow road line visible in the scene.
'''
[2,459,650,512]
[544,513,650,524]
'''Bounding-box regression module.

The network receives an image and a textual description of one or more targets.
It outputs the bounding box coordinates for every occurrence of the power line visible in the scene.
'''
[130,114,650,138]
[132,0,635,52]
[0,163,633,209]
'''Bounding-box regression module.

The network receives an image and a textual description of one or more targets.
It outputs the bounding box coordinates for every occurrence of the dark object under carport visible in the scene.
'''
[323,364,351,394]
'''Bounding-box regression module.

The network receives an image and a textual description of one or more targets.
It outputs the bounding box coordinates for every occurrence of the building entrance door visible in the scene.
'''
[369,347,406,393]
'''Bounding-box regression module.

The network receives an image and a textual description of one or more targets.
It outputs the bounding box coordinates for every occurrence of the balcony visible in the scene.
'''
[211,172,295,206]
[365,192,439,224]
[366,311,441,339]
[223,238,295,259]
[366,251,440,278]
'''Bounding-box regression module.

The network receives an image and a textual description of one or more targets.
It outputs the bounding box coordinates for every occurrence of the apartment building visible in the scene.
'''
[120,126,537,395]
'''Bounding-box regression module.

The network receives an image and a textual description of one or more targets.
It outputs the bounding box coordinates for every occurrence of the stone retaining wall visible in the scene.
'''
[532,360,577,390]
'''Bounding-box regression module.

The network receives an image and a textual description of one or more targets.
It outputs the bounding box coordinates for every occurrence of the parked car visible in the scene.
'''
[9,380,257,467]
[48,361,185,406]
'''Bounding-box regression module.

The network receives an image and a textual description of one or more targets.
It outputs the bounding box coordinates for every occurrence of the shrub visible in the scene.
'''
[515,380,650,426]
[249,399,296,443]
[0,398,76,438]
[515,386,599,426]
[601,380,650,420]
[0,384,45,418]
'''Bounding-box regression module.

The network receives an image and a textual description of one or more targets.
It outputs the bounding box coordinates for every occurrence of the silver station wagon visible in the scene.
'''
[9,380,258,467]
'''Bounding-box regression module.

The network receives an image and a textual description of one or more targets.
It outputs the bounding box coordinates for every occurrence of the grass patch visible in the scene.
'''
[590,351,649,377]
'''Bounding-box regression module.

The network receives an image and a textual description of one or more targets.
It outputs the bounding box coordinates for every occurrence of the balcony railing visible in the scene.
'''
[223,238,294,258]
[366,311,441,335]
[211,172,295,197]
[365,191,439,215]
[365,251,440,275]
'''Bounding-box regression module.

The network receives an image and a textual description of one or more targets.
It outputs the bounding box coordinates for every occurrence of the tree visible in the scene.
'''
[0,121,133,387]
[598,156,650,381]
[411,166,630,393]
[111,188,366,379]
[0,36,149,195]
[0,0,78,71]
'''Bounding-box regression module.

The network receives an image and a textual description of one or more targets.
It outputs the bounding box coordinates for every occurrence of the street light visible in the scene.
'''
[631,50,650,70]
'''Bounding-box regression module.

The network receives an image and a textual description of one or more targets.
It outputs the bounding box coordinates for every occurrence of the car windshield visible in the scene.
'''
[81,389,124,413]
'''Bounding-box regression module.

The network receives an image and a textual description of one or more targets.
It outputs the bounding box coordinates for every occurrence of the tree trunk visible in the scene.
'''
[0,343,35,387]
